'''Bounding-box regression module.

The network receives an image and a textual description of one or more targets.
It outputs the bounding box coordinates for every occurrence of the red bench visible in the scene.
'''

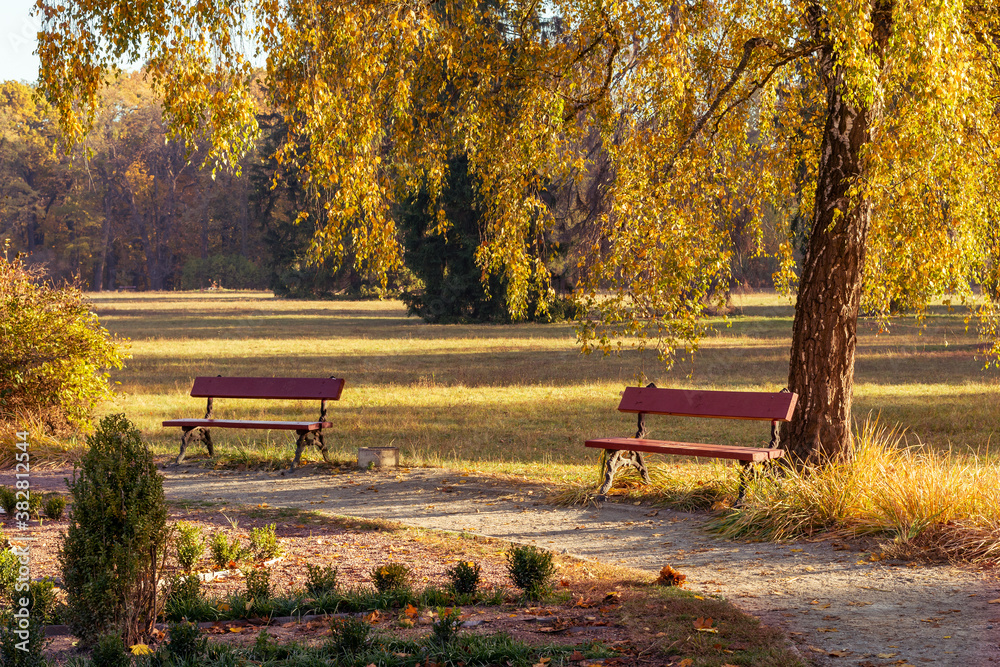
[586,384,797,502]
[163,376,345,469]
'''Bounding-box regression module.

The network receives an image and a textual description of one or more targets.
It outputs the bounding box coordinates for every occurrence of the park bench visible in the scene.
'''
[163,376,345,470]
[586,384,798,502]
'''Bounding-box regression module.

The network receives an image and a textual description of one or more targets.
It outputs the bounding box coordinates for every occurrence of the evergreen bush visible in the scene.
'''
[505,545,556,600]
[59,414,168,647]
[174,522,204,571]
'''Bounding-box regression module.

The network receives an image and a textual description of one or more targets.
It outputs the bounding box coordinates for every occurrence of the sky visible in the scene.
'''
[1,0,41,83]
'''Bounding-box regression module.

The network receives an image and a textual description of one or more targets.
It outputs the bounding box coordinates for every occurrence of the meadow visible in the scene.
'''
[88,290,999,482]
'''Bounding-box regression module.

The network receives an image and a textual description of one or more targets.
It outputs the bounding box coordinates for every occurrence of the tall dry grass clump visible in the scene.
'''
[711,418,1000,561]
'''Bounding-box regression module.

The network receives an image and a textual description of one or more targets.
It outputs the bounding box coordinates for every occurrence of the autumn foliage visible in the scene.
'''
[0,250,126,431]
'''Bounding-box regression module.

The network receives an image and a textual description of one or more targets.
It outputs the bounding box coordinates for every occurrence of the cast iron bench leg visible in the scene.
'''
[736,460,753,506]
[176,427,211,464]
[596,449,650,498]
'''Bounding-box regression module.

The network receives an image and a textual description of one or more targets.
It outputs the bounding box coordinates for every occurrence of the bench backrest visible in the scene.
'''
[618,386,796,422]
[190,377,345,400]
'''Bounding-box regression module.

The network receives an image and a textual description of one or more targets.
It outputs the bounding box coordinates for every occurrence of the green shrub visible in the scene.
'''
[0,549,17,596]
[209,531,243,570]
[0,251,127,431]
[59,414,168,647]
[0,488,16,517]
[430,606,464,645]
[244,566,271,602]
[328,616,373,654]
[0,608,46,667]
[370,562,410,593]
[175,522,204,572]
[505,545,555,600]
[305,563,338,596]
[166,620,207,661]
[165,574,203,619]
[445,560,481,597]
[26,579,58,625]
[89,633,129,667]
[248,523,281,561]
[43,494,67,521]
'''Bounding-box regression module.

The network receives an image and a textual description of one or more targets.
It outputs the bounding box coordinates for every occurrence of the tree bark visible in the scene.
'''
[782,3,892,463]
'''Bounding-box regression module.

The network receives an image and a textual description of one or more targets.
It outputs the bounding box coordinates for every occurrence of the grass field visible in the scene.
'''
[85,290,999,482]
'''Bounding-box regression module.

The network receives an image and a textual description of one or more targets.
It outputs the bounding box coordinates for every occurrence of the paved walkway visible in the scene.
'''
[162,464,1000,666]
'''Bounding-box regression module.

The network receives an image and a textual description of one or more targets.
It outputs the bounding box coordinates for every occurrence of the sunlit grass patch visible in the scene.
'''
[710,418,1000,562]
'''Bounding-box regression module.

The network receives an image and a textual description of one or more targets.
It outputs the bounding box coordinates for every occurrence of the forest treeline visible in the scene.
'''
[1,72,782,316]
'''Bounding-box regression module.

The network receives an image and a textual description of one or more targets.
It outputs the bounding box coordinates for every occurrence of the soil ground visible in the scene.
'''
[18,463,1000,666]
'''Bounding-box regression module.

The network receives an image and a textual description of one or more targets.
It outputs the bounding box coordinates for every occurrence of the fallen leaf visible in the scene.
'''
[404,604,419,619]
[678,660,693,667]
[828,650,851,657]
[130,644,152,656]
[988,598,1000,604]
[365,610,381,623]
[817,627,838,632]
[694,617,718,633]
[877,653,898,659]
[228,627,243,633]
[569,651,585,662]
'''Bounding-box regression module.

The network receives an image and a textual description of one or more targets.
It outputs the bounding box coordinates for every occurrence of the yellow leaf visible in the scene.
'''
[130,644,152,656]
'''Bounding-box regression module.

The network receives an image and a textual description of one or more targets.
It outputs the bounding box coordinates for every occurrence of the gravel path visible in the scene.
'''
[157,464,1000,666]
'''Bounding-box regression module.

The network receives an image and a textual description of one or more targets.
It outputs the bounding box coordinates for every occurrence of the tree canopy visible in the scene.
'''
[36,0,1000,460]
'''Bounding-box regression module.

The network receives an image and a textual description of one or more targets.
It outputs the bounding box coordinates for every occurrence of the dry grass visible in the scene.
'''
[710,418,1000,562]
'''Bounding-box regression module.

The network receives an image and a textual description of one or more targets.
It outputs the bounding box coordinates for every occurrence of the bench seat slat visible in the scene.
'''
[190,377,345,400]
[618,386,796,421]
[162,419,331,431]
[586,437,784,462]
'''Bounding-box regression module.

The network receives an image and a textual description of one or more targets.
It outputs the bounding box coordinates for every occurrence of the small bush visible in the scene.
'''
[430,606,463,645]
[26,579,58,625]
[165,574,202,617]
[371,562,410,593]
[305,563,338,596]
[244,566,271,601]
[506,545,555,600]
[0,488,16,518]
[0,251,127,431]
[209,531,243,570]
[0,608,46,667]
[0,549,17,595]
[328,616,372,654]
[60,414,168,647]
[43,494,67,521]
[175,522,204,572]
[248,523,281,561]
[446,560,481,597]
[89,633,130,667]
[166,620,207,661]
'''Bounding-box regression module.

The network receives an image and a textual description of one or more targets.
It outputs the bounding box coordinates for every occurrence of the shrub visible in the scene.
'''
[175,522,204,572]
[26,579,58,625]
[0,549,16,596]
[0,608,46,667]
[0,488,16,518]
[166,620,207,661]
[304,563,338,596]
[89,633,130,667]
[430,607,463,645]
[244,566,271,602]
[43,494,67,521]
[209,531,243,570]
[371,562,410,593]
[248,523,281,561]
[0,251,127,432]
[445,560,481,597]
[165,574,203,619]
[328,616,373,654]
[59,414,169,647]
[505,545,556,600]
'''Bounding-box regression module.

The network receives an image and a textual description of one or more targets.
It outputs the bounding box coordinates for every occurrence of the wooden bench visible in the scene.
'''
[586,384,798,502]
[163,376,345,469]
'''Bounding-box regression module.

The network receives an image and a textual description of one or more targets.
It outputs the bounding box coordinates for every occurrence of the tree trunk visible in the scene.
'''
[782,27,888,462]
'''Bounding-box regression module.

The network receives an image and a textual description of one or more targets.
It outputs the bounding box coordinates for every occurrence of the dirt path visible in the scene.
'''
[54,463,1000,665]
